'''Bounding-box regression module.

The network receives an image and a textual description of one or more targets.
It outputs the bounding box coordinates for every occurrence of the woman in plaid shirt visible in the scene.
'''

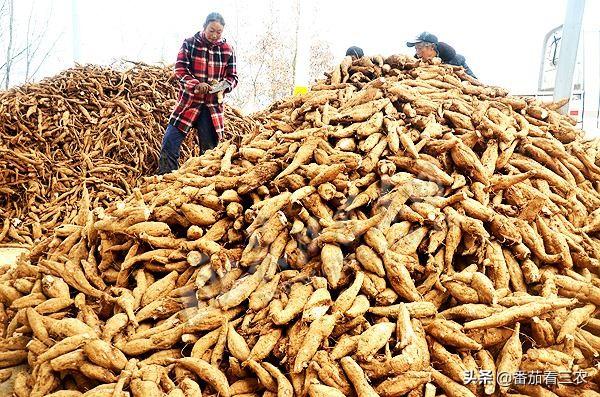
[157,12,238,175]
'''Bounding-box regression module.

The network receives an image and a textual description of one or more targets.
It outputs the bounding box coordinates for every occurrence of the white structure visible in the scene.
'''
[528,0,600,137]
[553,0,585,114]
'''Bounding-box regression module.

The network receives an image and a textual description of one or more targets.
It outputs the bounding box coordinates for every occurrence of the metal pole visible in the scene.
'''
[553,0,585,114]
[293,0,310,95]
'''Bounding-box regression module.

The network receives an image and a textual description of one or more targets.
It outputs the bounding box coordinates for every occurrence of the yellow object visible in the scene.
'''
[293,86,308,96]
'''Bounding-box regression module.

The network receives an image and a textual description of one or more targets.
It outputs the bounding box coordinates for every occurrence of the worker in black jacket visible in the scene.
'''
[406,32,476,78]
[436,41,476,79]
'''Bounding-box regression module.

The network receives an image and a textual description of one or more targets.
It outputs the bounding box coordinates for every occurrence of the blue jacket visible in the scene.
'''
[445,53,476,79]
[437,42,476,79]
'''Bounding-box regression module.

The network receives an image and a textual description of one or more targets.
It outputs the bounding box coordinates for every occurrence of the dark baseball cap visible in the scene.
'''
[406,32,438,47]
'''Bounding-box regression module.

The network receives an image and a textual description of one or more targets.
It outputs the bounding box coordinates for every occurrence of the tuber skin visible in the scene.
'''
[1,54,598,397]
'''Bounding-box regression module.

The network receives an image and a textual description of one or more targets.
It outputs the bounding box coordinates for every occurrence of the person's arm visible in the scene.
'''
[463,63,476,79]
[223,47,238,93]
[460,57,476,79]
[174,40,201,94]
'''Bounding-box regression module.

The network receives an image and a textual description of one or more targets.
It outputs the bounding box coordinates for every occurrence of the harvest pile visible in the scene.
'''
[1,55,600,397]
[0,64,257,245]
[225,105,260,140]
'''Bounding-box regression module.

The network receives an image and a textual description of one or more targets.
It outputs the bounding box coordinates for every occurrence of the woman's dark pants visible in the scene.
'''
[157,105,218,175]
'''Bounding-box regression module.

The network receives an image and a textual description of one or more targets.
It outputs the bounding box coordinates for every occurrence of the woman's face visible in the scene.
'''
[204,21,224,43]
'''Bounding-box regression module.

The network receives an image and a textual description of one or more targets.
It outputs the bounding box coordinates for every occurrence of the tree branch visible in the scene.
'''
[5,0,15,89]
[0,45,28,73]
[30,32,63,80]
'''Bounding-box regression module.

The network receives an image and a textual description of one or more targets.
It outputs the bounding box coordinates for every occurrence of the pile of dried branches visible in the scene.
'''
[0,63,256,245]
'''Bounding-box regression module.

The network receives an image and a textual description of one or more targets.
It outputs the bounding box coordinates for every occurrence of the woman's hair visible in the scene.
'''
[204,12,225,28]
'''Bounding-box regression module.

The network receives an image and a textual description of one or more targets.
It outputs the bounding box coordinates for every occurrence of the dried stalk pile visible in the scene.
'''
[1,55,600,397]
[225,106,260,140]
[0,63,256,245]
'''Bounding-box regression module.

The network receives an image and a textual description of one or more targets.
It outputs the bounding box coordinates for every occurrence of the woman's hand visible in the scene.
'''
[194,83,211,95]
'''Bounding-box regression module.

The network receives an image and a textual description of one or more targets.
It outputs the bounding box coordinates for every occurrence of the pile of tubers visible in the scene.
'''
[1,54,600,397]
[0,63,257,246]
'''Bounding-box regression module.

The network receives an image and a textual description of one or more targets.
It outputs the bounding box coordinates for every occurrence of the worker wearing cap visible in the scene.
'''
[346,46,364,60]
[406,32,476,78]
[157,12,238,175]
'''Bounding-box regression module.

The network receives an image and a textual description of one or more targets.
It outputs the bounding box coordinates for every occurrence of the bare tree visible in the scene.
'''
[0,0,62,88]
[224,1,332,112]
[227,1,295,111]
[0,1,6,38]
[23,1,61,82]
[308,39,335,84]
[291,0,300,93]
[4,0,14,89]
[24,1,35,80]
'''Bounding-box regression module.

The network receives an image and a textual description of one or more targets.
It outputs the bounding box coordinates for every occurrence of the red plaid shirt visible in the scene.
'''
[169,32,238,139]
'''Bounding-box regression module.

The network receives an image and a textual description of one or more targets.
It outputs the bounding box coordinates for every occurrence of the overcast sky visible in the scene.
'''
[4,0,600,94]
